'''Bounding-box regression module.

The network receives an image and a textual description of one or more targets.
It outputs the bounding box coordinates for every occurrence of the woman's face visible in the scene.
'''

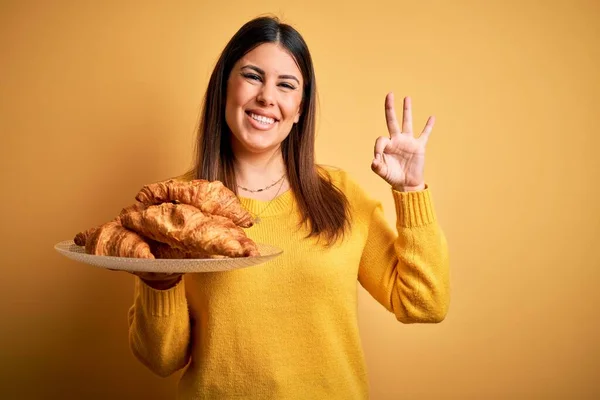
[225,43,304,155]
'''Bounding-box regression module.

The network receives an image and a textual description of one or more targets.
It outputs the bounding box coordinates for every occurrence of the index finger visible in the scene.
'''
[385,92,401,137]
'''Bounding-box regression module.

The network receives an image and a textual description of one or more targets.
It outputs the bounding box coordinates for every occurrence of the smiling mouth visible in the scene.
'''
[246,111,277,125]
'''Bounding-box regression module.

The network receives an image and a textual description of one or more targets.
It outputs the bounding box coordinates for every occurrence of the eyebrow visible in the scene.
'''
[241,65,300,84]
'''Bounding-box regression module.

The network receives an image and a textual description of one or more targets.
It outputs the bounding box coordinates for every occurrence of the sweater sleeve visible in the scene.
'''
[357,186,450,323]
[127,276,192,377]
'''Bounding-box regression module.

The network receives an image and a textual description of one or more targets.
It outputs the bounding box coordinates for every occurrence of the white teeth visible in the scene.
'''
[250,113,275,124]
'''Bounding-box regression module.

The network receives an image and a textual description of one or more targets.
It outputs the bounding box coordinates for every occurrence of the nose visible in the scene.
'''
[256,83,275,106]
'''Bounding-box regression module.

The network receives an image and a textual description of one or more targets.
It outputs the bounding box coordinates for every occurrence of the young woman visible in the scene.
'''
[128,16,450,399]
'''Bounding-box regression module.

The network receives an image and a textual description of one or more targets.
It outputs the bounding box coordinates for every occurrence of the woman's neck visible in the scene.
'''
[233,147,289,200]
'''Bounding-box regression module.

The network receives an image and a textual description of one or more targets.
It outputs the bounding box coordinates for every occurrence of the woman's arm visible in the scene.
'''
[127,277,192,377]
[359,93,449,322]
[358,187,450,323]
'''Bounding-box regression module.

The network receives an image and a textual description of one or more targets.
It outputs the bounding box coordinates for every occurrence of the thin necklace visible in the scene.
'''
[237,173,285,193]
[249,177,286,224]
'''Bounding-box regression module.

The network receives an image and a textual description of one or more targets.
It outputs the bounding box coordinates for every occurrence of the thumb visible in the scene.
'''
[371,136,389,177]
[371,153,387,177]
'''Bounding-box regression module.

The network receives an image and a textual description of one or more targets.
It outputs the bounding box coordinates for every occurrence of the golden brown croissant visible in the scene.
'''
[74,229,93,246]
[120,203,259,258]
[85,221,154,258]
[149,240,226,259]
[73,202,148,246]
[135,179,254,228]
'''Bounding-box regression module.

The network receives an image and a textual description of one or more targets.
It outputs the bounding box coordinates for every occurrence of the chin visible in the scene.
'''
[234,134,280,154]
[244,141,280,154]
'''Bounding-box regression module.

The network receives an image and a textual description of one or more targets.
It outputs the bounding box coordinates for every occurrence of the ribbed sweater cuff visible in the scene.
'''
[392,185,436,228]
[137,277,187,317]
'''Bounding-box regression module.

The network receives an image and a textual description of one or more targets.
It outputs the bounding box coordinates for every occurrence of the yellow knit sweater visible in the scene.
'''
[128,168,450,399]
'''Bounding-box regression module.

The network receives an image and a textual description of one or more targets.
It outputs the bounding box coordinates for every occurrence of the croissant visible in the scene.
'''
[73,202,148,246]
[135,179,254,228]
[120,203,259,258]
[149,240,226,259]
[74,229,94,246]
[85,221,154,258]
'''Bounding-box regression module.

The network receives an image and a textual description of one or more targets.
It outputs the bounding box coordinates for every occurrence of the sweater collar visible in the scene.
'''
[238,189,294,218]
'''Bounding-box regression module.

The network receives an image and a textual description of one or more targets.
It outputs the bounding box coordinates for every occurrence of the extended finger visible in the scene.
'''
[419,116,435,144]
[385,92,401,137]
[402,96,413,134]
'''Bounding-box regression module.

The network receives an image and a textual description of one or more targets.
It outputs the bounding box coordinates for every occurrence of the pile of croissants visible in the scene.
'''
[74,179,259,259]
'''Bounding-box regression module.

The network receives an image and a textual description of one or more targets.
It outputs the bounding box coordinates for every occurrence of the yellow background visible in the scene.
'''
[1,0,599,398]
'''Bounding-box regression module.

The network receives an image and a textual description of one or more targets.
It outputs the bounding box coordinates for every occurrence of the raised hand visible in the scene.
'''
[371,93,435,192]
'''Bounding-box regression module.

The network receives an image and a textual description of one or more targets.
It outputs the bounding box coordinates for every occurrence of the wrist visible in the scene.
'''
[393,183,426,192]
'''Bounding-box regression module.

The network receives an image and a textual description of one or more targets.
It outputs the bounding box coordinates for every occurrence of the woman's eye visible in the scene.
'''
[243,73,261,81]
[242,73,295,90]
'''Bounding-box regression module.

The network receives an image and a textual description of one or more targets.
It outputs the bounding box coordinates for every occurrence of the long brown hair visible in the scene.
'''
[188,16,350,245]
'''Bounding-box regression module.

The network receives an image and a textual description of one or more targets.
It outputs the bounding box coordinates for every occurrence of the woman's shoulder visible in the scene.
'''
[317,165,380,225]
[317,164,352,188]
[317,165,375,205]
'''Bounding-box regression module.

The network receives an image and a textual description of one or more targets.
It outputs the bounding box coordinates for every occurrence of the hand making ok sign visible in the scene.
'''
[371,93,435,192]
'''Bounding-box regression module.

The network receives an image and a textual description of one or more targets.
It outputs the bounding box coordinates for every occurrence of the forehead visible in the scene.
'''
[237,43,302,80]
